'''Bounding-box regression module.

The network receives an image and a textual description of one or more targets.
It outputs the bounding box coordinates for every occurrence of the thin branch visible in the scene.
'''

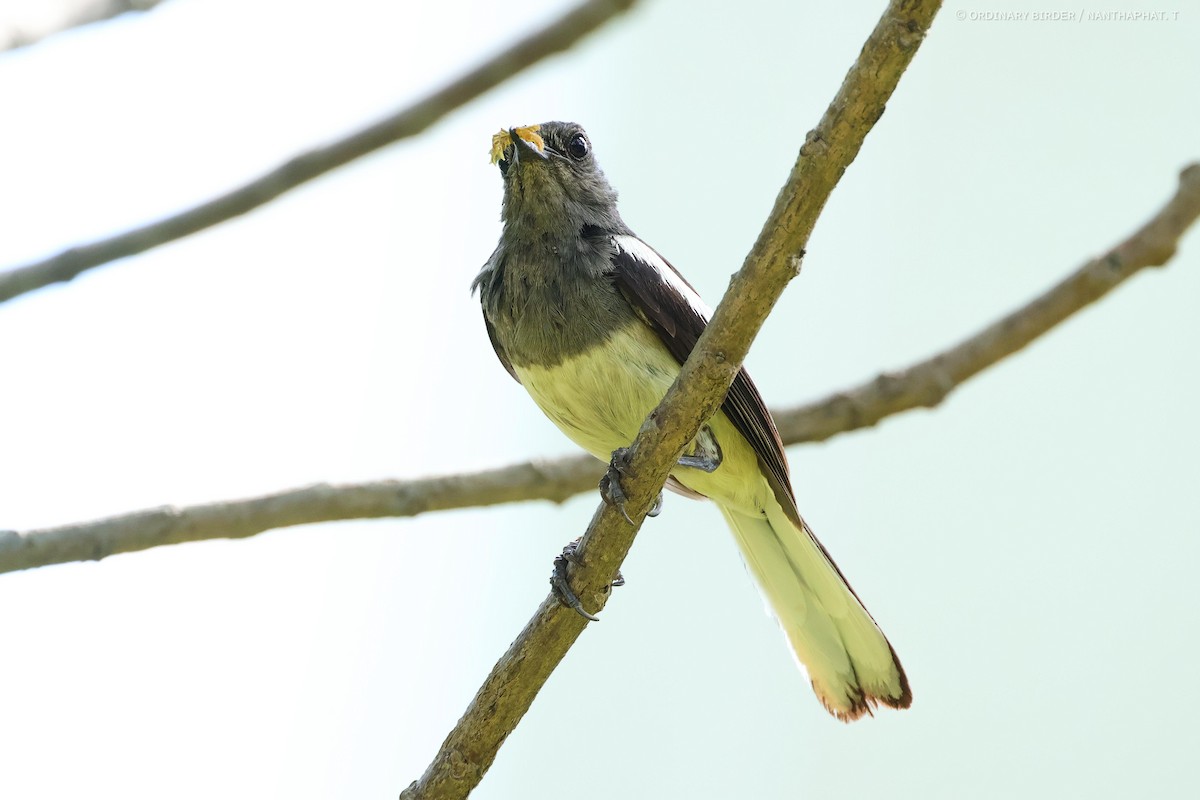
[1,0,162,52]
[0,456,601,573]
[776,163,1200,445]
[3,160,1197,577]
[0,0,639,305]
[399,2,942,798]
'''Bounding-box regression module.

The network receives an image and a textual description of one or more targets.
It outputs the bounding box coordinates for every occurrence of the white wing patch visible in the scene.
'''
[613,234,713,320]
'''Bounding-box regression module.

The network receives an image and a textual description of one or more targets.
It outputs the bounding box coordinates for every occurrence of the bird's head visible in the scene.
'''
[489,121,622,238]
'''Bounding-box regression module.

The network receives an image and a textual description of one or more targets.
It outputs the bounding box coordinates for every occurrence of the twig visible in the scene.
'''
[398,2,943,798]
[1,0,163,53]
[0,0,639,305]
[3,160,1197,577]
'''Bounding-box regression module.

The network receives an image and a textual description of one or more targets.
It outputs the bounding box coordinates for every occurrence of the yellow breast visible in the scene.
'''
[513,321,772,516]
[514,322,678,461]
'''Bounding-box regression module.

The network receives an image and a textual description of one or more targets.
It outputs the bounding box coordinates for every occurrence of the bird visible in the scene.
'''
[472,121,911,721]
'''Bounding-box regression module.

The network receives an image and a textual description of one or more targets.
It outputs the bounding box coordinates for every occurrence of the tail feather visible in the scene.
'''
[720,504,911,721]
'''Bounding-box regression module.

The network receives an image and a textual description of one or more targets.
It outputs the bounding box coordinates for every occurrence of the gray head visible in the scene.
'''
[492,121,628,241]
[474,122,640,362]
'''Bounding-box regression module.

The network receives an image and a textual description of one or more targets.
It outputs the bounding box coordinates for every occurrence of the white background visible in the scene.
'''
[1,1,1198,798]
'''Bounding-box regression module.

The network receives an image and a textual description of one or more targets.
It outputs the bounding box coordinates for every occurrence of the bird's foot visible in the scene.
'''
[598,448,664,521]
[600,448,666,522]
[677,425,722,473]
[599,447,635,524]
[550,537,624,622]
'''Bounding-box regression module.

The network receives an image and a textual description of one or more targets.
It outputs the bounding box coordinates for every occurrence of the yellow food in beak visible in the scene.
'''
[489,125,545,164]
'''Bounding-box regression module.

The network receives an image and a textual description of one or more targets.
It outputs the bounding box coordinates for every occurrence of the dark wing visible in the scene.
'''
[605,234,801,522]
[473,247,520,384]
[483,312,519,383]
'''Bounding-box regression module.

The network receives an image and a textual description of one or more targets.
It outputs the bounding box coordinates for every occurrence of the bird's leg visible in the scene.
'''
[676,425,723,473]
[550,537,624,622]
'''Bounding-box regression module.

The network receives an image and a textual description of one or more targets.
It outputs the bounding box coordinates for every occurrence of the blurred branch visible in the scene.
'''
[776,165,1200,444]
[398,1,943,798]
[0,0,639,305]
[2,160,1197,577]
[1,0,162,52]
[0,457,601,573]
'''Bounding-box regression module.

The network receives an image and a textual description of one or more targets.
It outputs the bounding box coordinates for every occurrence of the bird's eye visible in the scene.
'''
[566,133,589,160]
[498,157,510,176]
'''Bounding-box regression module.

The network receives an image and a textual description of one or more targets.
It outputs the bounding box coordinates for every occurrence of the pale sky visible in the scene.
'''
[1,2,1198,799]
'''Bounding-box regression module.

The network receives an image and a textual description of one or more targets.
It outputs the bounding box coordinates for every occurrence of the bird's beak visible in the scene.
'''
[508,127,549,165]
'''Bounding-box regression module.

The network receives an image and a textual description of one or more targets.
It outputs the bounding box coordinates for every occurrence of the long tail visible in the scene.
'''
[719,502,911,721]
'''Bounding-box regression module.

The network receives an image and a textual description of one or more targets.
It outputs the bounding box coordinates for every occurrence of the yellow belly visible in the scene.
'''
[513,322,773,516]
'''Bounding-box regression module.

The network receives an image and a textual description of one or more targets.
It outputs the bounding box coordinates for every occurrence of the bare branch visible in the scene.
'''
[3,160,1197,577]
[0,456,600,573]
[398,2,942,798]
[0,0,640,305]
[774,163,1200,445]
[1,0,162,52]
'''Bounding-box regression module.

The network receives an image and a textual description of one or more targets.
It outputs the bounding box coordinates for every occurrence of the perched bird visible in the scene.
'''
[473,121,911,721]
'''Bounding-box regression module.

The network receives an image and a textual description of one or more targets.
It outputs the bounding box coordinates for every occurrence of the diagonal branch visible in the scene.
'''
[2,159,1196,577]
[398,1,943,798]
[0,0,639,305]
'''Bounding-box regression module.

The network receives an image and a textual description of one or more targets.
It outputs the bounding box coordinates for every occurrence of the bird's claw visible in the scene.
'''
[549,537,624,622]
[647,491,663,518]
[599,447,635,524]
